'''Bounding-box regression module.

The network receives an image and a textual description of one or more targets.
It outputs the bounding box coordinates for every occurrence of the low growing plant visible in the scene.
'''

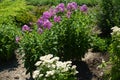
[33,54,78,80]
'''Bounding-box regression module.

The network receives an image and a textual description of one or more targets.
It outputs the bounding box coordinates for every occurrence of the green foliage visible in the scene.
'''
[109,26,120,80]
[91,35,107,52]
[97,0,114,37]
[31,5,50,18]
[0,24,19,63]
[26,0,99,6]
[15,11,37,27]
[0,0,33,26]
[112,0,120,27]
[18,26,46,77]
[43,11,92,61]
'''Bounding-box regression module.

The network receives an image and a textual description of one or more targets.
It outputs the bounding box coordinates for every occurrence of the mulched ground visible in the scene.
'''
[0,49,111,80]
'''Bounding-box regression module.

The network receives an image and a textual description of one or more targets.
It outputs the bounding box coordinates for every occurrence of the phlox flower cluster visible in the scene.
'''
[36,2,88,31]
[19,3,88,42]
[32,54,78,80]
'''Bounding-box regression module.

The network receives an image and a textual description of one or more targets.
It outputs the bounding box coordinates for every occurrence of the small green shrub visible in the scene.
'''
[0,24,19,63]
[109,26,120,80]
[18,25,46,76]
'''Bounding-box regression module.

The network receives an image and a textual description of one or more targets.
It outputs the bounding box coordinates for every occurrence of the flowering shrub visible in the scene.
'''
[33,54,78,80]
[0,24,19,63]
[41,3,92,60]
[109,26,120,80]
[18,2,93,76]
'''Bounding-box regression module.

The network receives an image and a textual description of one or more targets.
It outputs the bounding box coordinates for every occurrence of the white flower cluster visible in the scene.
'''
[111,26,120,35]
[32,54,78,80]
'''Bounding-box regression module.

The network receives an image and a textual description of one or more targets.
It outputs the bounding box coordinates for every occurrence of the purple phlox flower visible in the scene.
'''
[67,2,78,11]
[38,28,43,34]
[15,36,20,43]
[43,19,52,29]
[80,4,88,12]
[49,8,56,16]
[22,25,30,31]
[43,11,52,19]
[54,15,61,23]
[55,3,65,13]
[66,11,72,18]
[37,16,48,27]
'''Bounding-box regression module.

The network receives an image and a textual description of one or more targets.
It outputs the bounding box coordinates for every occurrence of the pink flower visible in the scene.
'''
[43,11,52,19]
[67,2,77,11]
[15,37,20,43]
[80,4,88,12]
[49,8,56,16]
[55,3,65,13]
[66,11,72,18]
[22,25,30,31]
[54,16,61,23]
[43,19,52,29]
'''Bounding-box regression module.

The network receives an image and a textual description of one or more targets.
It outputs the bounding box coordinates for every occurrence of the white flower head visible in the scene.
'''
[72,65,77,69]
[111,26,120,35]
[40,54,53,61]
[33,70,40,78]
[35,61,42,66]
[39,74,43,78]
[45,70,55,77]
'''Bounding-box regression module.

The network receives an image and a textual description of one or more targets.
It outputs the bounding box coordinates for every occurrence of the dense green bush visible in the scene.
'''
[0,0,34,27]
[0,24,19,63]
[109,26,120,80]
[43,11,92,61]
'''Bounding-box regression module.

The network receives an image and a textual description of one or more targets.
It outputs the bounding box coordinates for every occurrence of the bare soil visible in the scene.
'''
[0,49,111,80]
